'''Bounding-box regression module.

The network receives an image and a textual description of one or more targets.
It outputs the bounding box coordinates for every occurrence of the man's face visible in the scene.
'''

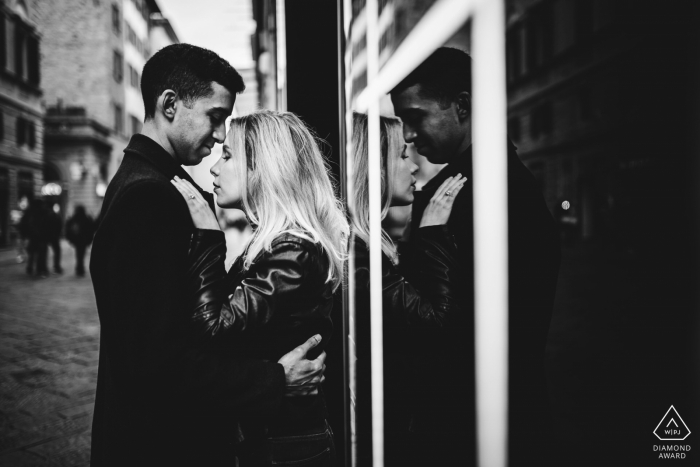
[391,84,468,165]
[170,82,234,166]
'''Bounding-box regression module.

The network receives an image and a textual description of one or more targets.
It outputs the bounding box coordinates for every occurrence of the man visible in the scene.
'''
[90,44,326,466]
[391,47,560,466]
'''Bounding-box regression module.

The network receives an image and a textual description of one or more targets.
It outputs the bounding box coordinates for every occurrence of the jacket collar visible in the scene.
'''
[124,134,209,197]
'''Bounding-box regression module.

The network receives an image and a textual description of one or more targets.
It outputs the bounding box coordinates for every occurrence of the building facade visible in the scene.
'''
[505,0,639,244]
[36,0,177,219]
[0,0,42,248]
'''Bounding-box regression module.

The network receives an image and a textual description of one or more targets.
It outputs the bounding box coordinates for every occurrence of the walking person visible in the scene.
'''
[65,205,94,276]
[171,110,349,466]
[89,44,326,466]
[47,204,63,274]
[22,198,50,277]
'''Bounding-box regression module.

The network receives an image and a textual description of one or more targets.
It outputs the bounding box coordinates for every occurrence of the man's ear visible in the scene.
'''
[456,91,471,121]
[159,89,178,122]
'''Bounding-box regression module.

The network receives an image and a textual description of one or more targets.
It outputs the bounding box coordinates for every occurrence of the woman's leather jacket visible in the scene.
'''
[185,229,333,362]
[353,225,464,463]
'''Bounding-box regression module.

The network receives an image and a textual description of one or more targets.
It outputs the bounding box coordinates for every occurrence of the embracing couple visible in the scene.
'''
[89,44,346,466]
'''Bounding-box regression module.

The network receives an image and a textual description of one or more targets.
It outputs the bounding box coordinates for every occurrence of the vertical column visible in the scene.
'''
[472,1,509,466]
[365,0,384,465]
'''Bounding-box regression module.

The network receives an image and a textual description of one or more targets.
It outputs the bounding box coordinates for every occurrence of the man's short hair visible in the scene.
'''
[141,44,245,119]
[390,47,472,107]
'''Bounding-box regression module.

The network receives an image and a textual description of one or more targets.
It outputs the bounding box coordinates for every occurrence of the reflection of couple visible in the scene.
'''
[353,48,560,466]
[90,45,345,466]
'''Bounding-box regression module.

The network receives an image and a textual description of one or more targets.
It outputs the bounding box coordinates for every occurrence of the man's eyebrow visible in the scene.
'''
[208,106,231,114]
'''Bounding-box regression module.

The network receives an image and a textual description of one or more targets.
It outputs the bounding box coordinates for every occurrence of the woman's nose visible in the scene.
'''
[411,161,419,174]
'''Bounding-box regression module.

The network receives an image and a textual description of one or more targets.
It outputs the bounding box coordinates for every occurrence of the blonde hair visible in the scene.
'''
[350,112,403,264]
[230,110,348,290]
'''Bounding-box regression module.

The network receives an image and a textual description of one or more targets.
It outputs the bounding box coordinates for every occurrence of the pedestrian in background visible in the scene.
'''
[65,205,94,277]
[10,196,29,263]
[47,203,63,274]
[22,198,50,277]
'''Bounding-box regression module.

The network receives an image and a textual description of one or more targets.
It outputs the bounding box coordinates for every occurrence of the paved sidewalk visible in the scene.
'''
[0,241,98,466]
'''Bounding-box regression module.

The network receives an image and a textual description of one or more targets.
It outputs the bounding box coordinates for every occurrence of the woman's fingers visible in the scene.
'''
[172,176,207,206]
[433,175,456,199]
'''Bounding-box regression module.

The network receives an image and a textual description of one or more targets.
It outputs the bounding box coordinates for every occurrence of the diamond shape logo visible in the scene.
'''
[654,405,691,441]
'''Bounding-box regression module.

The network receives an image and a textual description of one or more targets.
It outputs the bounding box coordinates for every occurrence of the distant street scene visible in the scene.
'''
[0,242,98,466]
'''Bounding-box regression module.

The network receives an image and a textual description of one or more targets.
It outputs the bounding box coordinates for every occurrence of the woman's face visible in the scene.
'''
[211,129,245,209]
[389,144,419,207]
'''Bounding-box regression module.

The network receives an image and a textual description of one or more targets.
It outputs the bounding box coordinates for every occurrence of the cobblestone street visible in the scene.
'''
[0,241,98,467]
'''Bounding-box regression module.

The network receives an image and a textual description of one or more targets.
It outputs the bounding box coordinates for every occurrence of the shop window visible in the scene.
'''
[113,50,123,83]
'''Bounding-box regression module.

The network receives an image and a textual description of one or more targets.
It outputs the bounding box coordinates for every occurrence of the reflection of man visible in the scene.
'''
[391,47,560,465]
[90,44,324,466]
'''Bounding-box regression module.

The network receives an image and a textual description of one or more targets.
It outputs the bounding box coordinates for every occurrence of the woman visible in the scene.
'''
[171,110,348,466]
[351,112,466,465]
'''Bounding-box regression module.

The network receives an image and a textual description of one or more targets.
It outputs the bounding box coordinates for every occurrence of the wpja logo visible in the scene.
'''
[653,405,691,460]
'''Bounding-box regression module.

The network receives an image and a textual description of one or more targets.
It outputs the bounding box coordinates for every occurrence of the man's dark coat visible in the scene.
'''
[89,135,286,466]
[407,143,560,465]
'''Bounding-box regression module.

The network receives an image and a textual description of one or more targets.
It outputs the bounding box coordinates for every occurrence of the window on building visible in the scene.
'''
[0,15,5,71]
[14,23,26,80]
[114,104,123,134]
[128,64,140,88]
[16,117,25,146]
[112,4,121,35]
[130,115,142,136]
[4,16,14,75]
[526,2,553,72]
[27,35,38,86]
[530,103,553,139]
[113,50,123,83]
[27,120,35,149]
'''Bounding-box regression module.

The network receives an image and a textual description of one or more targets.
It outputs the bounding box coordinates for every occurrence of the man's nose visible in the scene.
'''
[410,161,419,174]
[403,125,417,143]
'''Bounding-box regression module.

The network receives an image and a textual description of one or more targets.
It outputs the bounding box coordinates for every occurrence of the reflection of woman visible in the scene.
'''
[351,112,466,465]
[171,110,348,466]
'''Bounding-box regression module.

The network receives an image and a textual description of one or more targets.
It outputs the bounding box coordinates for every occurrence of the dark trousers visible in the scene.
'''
[26,239,48,275]
[49,239,62,272]
[75,244,87,275]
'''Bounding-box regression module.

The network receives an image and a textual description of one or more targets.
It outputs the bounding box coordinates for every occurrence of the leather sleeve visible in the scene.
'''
[355,225,464,327]
[186,232,312,340]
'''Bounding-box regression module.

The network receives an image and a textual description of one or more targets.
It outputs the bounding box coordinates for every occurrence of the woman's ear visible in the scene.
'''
[456,91,471,121]
[159,89,178,121]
